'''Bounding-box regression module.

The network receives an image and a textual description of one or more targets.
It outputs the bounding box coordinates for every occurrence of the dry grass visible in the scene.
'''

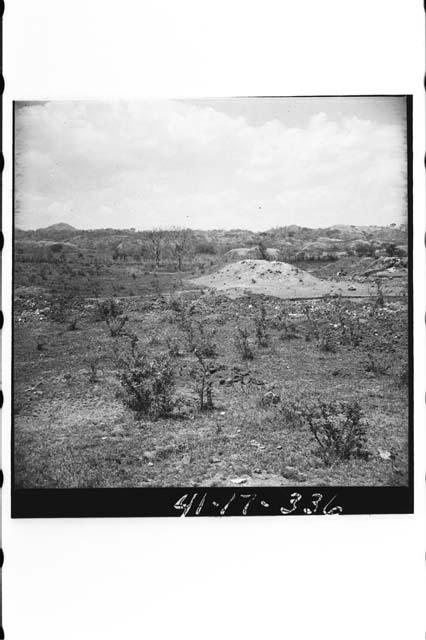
[14,263,409,488]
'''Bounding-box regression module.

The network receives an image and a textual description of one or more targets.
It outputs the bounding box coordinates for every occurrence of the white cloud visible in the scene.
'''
[15,99,407,230]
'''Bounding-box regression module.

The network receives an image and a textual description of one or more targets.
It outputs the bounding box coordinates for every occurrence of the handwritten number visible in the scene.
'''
[280,492,302,515]
[195,492,207,516]
[220,493,236,515]
[303,493,323,515]
[241,494,257,515]
[174,491,342,516]
[322,494,343,515]
[174,493,198,517]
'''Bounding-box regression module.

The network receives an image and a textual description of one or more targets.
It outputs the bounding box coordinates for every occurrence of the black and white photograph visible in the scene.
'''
[3,2,425,639]
[12,96,412,513]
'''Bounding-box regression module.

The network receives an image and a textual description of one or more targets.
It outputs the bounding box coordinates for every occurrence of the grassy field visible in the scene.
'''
[13,260,409,488]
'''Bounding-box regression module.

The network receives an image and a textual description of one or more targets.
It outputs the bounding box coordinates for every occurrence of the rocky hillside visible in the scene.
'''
[15,222,407,263]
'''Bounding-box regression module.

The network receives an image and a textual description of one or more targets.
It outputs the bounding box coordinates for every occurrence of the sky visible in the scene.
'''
[14,97,408,231]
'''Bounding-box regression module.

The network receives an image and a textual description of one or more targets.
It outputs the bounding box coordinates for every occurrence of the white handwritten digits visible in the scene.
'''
[280,492,302,515]
[173,491,343,516]
[195,492,207,516]
[322,494,343,515]
[220,493,236,515]
[174,493,199,517]
[240,494,257,515]
[303,493,323,515]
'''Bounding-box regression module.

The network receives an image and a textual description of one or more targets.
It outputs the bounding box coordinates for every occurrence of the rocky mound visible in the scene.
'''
[191,260,371,299]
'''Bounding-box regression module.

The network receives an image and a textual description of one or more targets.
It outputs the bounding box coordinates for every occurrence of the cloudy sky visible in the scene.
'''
[14,97,408,231]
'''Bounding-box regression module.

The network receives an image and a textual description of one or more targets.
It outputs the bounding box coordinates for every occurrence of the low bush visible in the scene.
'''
[175,307,217,356]
[333,300,362,346]
[165,336,183,358]
[96,297,129,337]
[116,347,176,419]
[284,398,369,464]
[191,349,214,411]
[318,327,338,353]
[254,304,268,347]
[374,279,385,309]
[168,295,183,313]
[86,349,102,382]
[275,308,298,340]
[193,321,218,357]
[234,326,254,360]
[302,304,320,341]
[365,352,391,375]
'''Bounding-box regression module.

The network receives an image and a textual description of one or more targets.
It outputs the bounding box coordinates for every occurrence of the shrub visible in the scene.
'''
[86,349,102,382]
[255,304,268,347]
[234,326,254,360]
[333,299,362,347]
[275,308,298,340]
[302,304,319,341]
[292,398,369,464]
[175,307,217,356]
[117,348,176,419]
[341,315,361,347]
[174,303,197,350]
[192,349,214,411]
[384,242,398,257]
[36,337,47,352]
[374,279,385,309]
[365,352,391,375]
[96,297,129,337]
[318,327,338,353]
[280,323,298,340]
[169,296,183,312]
[193,321,218,357]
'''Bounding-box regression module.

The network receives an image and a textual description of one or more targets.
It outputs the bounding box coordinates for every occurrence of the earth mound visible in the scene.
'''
[191,260,371,299]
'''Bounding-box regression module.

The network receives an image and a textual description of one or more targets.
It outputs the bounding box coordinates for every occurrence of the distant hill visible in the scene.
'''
[15,222,79,242]
[41,223,78,233]
[14,222,407,262]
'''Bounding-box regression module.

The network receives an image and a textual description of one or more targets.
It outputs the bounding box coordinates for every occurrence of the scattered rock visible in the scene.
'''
[281,465,305,481]
[261,391,280,406]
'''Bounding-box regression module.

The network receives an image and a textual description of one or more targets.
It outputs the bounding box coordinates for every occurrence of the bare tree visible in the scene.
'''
[169,227,192,271]
[258,241,270,261]
[146,229,166,268]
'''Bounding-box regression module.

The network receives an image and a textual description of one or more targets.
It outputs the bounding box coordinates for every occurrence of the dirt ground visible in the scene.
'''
[13,261,409,489]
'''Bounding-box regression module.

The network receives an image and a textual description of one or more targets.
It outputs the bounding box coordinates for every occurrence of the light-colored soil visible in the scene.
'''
[191,259,372,299]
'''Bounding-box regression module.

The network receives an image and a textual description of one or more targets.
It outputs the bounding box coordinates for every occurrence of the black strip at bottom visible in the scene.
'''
[12,486,413,518]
